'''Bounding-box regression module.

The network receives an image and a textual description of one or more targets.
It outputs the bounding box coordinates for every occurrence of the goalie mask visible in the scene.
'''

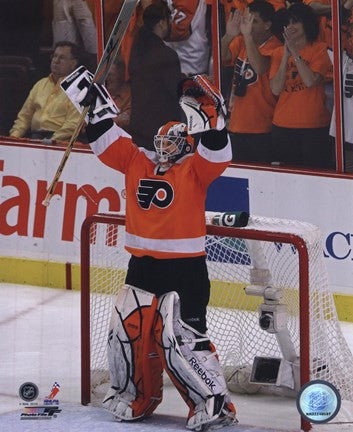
[154,122,194,164]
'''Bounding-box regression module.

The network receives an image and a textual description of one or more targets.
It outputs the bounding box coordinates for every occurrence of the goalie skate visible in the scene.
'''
[187,395,237,431]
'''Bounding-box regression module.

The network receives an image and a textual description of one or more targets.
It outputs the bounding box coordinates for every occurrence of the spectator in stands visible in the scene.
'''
[128,2,183,150]
[9,41,81,143]
[165,0,210,76]
[221,0,286,21]
[52,0,97,69]
[105,57,132,132]
[218,1,286,99]
[269,3,334,168]
[221,1,281,163]
[303,0,335,112]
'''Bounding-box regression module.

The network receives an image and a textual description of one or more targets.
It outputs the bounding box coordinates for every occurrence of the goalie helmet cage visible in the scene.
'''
[80,212,353,432]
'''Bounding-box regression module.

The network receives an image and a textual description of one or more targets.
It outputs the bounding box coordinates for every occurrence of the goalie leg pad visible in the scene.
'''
[154,291,237,431]
[103,284,163,421]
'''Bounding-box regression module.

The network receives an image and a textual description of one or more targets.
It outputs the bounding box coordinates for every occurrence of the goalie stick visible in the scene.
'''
[42,0,138,207]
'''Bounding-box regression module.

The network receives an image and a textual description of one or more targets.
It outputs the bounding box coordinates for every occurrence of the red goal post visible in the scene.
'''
[80,212,353,431]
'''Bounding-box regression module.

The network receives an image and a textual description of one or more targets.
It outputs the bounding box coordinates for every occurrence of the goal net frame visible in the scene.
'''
[80,212,353,432]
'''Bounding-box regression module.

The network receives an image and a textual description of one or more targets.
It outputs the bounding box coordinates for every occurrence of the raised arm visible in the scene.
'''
[178,74,232,186]
[61,66,136,173]
[221,10,241,64]
[241,8,270,75]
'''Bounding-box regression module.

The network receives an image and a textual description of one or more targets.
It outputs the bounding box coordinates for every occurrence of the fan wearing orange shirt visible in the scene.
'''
[221,0,281,163]
[61,67,237,430]
[269,2,334,168]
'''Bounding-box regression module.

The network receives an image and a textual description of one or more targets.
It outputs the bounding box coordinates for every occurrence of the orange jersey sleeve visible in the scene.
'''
[190,138,232,189]
[91,125,139,174]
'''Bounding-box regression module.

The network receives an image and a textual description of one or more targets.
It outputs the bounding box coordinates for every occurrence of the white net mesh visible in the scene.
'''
[82,212,353,413]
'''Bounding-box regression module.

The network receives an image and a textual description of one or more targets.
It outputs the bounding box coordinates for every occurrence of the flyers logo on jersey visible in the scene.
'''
[137,179,174,210]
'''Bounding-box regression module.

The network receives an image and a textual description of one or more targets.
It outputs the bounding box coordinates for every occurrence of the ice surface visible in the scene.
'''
[0,283,352,432]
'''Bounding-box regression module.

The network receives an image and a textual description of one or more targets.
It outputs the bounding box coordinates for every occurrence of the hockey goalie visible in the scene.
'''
[61,67,237,430]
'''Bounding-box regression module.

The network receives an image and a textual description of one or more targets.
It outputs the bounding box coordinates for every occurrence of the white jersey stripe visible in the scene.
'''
[197,136,232,163]
[125,232,205,254]
[90,123,131,156]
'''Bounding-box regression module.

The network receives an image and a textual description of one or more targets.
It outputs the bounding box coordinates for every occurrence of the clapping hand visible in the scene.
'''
[240,8,254,37]
[226,9,242,39]
[283,26,300,59]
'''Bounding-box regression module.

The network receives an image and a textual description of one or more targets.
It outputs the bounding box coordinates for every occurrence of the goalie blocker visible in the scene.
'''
[60,66,119,125]
[104,285,236,430]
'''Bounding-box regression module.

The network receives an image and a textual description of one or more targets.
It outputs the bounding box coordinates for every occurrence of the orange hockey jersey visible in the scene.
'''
[90,124,232,259]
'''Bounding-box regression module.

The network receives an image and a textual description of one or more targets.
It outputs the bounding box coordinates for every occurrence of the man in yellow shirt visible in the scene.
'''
[10,41,81,143]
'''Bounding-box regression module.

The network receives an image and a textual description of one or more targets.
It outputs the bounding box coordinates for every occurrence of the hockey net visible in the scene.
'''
[80,212,353,428]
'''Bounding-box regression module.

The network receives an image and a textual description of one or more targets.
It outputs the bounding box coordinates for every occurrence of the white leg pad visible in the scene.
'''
[154,291,237,430]
[103,284,162,421]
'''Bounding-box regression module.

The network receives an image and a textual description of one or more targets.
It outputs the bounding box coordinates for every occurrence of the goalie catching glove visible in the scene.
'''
[60,65,119,124]
[178,75,227,134]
